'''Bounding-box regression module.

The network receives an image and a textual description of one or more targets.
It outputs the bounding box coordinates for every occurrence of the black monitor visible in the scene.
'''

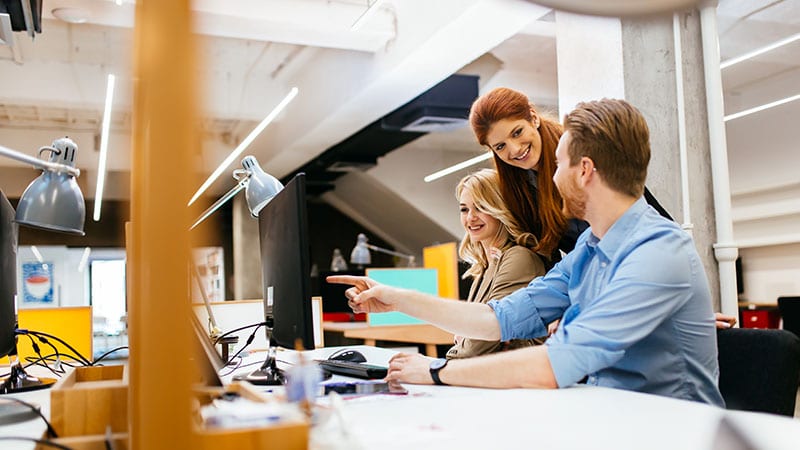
[258,173,314,350]
[234,173,314,385]
[0,190,17,360]
[0,190,55,395]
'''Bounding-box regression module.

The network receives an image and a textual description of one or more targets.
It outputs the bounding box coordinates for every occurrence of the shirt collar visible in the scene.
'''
[591,196,649,261]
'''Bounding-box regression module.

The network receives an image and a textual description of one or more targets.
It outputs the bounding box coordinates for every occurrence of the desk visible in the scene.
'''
[323,322,453,357]
[6,347,800,450]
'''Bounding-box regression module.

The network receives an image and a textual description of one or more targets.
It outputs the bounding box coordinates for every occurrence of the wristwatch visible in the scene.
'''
[429,358,449,385]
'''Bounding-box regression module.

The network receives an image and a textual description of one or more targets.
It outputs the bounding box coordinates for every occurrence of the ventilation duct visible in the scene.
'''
[287,74,478,195]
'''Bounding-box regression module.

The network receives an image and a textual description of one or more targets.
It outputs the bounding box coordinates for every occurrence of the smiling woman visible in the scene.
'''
[447,168,546,359]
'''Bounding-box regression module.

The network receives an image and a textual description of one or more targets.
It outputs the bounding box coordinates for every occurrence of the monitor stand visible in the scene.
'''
[0,353,56,394]
[232,323,285,386]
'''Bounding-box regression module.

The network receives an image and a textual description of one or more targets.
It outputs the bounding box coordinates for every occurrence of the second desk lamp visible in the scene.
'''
[350,233,416,268]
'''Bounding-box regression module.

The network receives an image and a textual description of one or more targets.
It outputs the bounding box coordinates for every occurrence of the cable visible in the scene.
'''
[22,334,61,378]
[0,437,72,450]
[92,346,128,365]
[1,397,59,438]
[22,330,92,366]
[213,321,267,345]
[223,324,263,366]
[218,357,243,377]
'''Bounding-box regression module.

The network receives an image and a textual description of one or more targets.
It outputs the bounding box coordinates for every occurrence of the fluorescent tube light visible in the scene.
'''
[351,0,385,31]
[724,93,800,122]
[78,247,91,273]
[424,153,492,183]
[188,87,299,206]
[93,74,116,222]
[721,33,800,69]
[31,245,43,263]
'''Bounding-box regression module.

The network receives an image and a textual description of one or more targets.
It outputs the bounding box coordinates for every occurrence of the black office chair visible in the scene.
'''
[778,296,800,339]
[717,328,800,416]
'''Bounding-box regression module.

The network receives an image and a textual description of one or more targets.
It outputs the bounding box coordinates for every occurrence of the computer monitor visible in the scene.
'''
[235,174,314,385]
[0,190,55,394]
[258,173,314,350]
[0,190,17,360]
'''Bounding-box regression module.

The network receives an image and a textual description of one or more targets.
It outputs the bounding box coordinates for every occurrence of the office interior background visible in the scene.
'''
[0,0,798,346]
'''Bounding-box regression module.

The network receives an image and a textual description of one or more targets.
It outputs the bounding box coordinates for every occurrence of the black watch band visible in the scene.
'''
[429,358,449,385]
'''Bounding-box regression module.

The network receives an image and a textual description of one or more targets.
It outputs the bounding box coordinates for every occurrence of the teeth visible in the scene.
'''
[515,146,530,160]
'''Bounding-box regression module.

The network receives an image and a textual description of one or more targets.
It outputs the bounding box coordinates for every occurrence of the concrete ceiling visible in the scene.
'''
[0,0,798,254]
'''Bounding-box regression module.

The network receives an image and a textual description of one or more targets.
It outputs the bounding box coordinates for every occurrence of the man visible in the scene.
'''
[328,99,724,406]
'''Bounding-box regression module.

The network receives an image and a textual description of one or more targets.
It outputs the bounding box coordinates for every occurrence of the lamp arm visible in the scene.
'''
[189,179,247,230]
[0,144,80,177]
[366,244,415,261]
[191,261,220,337]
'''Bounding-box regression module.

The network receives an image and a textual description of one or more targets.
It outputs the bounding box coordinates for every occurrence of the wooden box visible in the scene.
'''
[50,365,128,437]
[193,381,309,450]
[35,433,129,450]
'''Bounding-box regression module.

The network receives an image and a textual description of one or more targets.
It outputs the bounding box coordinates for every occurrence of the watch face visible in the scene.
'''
[430,358,447,370]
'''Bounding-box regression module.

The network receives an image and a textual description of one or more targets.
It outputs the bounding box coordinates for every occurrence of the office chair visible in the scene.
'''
[717,328,800,416]
[778,296,800,339]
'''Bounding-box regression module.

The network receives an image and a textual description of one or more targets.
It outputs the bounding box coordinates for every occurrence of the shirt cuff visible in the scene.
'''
[488,290,548,341]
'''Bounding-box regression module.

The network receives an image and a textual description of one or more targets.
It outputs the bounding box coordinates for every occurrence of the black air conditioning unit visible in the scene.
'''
[381,74,479,133]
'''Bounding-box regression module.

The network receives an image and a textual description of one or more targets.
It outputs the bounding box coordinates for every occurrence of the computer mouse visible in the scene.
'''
[328,350,367,363]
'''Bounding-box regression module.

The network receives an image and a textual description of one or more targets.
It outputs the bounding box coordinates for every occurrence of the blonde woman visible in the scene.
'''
[446,168,546,359]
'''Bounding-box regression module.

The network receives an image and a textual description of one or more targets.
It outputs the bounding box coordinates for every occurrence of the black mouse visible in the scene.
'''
[328,350,367,363]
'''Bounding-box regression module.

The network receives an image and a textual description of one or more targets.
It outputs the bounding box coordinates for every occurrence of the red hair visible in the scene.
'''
[469,87,567,258]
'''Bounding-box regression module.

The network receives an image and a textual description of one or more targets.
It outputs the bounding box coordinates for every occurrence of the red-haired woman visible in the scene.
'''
[468,87,735,329]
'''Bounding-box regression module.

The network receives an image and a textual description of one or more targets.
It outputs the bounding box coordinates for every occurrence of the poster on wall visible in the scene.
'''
[21,262,55,305]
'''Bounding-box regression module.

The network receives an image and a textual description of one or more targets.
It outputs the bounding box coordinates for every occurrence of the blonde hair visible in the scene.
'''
[456,169,538,279]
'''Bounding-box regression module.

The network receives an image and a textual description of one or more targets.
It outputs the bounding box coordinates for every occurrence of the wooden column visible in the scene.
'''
[128,1,197,449]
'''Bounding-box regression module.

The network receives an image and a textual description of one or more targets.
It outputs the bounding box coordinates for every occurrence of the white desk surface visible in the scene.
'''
[4,345,800,450]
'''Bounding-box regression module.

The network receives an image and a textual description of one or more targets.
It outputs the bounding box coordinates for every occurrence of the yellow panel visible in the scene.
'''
[2,306,93,364]
[423,242,459,299]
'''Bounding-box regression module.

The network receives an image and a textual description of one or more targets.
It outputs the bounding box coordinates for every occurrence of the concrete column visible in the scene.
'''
[555,10,723,310]
[232,193,263,300]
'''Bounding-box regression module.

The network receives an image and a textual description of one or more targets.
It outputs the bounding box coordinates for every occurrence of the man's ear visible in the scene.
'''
[579,157,596,185]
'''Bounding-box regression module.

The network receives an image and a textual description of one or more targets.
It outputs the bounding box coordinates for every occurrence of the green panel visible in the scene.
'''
[366,268,438,326]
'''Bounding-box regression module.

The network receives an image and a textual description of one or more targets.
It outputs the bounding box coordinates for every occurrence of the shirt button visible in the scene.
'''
[588,376,597,384]
[600,262,607,268]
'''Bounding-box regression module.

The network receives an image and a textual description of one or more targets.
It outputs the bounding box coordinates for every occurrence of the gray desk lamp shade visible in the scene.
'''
[240,155,283,217]
[350,233,371,265]
[190,155,283,230]
[1,137,85,235]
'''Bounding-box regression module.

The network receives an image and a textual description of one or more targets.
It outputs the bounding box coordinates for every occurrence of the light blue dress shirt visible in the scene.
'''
[488,197,724,406]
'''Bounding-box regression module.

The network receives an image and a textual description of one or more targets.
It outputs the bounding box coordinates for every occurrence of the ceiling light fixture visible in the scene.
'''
[93,74,116,222]
[721,32,800,69]
[188,87,298,207]
[724,93,800,122]
[78,247,91,273]
[424,153,492,183]
[351,0,385,31]
[51,7,89,24]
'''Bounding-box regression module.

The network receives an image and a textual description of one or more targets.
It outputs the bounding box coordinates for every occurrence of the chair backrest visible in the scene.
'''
[717,328,800,416]
[778,296,800,338]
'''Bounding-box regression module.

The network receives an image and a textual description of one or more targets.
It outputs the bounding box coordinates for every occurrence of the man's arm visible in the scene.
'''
[386,346,558,389]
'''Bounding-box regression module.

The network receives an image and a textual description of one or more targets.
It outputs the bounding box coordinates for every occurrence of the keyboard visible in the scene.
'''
[316,359,388,379]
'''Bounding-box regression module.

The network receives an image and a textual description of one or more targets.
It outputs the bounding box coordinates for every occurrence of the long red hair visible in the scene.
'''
[469,87,567,258]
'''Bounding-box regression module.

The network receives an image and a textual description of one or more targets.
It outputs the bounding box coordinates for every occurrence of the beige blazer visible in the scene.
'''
[446,245,546,359]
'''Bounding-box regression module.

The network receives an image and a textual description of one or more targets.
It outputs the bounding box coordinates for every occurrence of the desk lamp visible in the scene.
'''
[190,155,283,230]
[0,138,85,401]
[350,233,416,268]
[1,137,85,235]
